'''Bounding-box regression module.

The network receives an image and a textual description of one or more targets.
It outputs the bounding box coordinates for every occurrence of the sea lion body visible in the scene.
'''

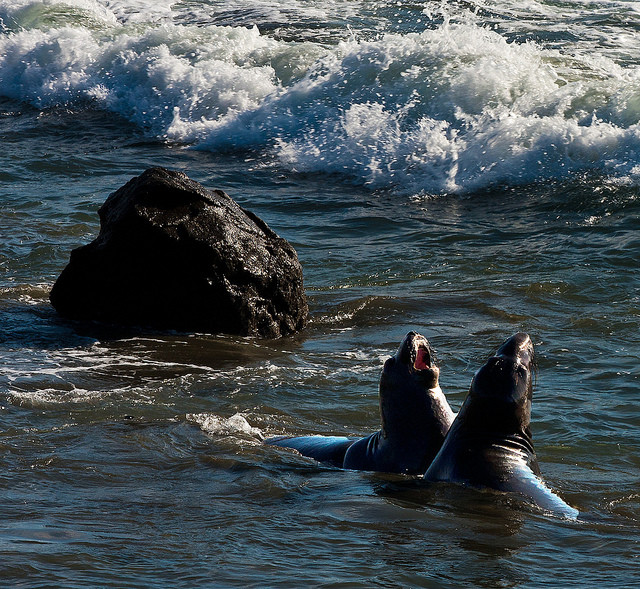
[424,333,578,519]
[267,332,455,475]
[342,333,454,474]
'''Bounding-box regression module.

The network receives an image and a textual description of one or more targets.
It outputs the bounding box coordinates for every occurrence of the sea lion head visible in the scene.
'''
[385,331,440,389]
[378,331,442,436]
[468,332,535,431]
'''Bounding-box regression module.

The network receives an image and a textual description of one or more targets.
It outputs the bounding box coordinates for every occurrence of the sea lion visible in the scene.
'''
[424,332,578,519]
[266,331,455,474]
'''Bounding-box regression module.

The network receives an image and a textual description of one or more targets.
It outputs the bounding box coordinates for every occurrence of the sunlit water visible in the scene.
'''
[1,1,639,587]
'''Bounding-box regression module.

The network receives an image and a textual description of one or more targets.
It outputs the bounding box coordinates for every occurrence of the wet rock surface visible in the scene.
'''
[50,167,308,337]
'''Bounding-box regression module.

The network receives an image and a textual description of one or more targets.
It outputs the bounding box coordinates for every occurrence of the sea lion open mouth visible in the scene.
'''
[405,334,439,387]
[407,333,433,372]
[414,344,431,371]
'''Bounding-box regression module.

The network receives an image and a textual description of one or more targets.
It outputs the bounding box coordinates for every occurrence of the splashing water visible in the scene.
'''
[1,0,640,194]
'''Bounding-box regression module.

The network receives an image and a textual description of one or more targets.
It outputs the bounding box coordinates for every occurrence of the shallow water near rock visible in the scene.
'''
[1,1,639,587]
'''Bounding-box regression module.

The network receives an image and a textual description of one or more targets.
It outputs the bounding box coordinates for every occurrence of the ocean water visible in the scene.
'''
[0,0,639,586]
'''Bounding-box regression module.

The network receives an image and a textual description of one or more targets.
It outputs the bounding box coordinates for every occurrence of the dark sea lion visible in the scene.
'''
[342,331,455,474]
[424,333,578,519]
[266,331,455,474]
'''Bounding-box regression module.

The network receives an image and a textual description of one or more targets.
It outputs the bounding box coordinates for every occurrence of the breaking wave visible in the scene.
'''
[2,0,640,194]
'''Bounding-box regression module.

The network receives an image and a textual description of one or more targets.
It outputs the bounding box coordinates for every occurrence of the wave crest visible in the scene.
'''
[2,1,640,193]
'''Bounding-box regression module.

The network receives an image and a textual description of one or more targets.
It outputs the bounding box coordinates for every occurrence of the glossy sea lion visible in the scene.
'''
[266,331,455,474]
[424,333,578,519]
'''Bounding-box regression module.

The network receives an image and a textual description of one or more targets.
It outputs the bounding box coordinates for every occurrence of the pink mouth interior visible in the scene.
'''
[414,347,431,370]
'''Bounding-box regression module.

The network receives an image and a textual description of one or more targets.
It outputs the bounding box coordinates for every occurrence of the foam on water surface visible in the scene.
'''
[188,412,265,441]
[1,0,640,194]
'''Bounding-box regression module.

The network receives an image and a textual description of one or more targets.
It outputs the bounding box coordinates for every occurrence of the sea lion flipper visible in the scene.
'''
[510,463,579,520]
[265,435,355,467]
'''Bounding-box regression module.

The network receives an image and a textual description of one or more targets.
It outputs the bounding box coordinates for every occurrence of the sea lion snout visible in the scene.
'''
[496,332,533,364]
[395,331,435,365]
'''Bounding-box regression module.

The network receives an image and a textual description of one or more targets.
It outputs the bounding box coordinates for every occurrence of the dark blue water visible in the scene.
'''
[1,1,639,586]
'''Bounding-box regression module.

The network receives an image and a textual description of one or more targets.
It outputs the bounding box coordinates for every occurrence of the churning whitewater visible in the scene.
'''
[1,0,640,195]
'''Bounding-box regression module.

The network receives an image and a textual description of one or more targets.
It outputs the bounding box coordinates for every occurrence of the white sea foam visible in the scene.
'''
[262,27,640,194]
[187,412,264,440]
[6,384,155,407]
[102,0,176,24]
[1,0,639,193]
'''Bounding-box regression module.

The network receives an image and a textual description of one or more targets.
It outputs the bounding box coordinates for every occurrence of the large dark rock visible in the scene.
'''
[50,167,308,337]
